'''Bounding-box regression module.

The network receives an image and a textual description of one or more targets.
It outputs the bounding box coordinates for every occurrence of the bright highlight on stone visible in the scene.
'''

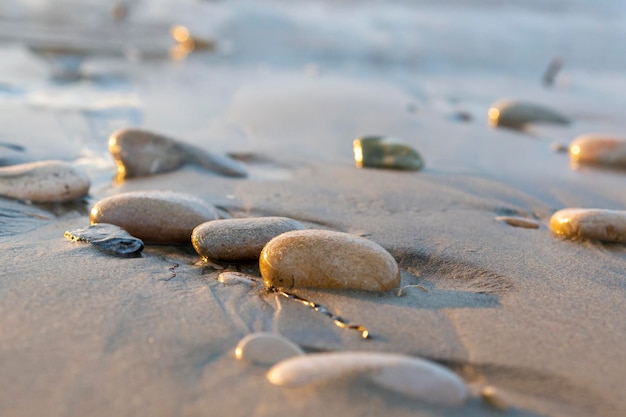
[90,191,219,244]
[235,332,304,365]
[568,134,626,168]
[0,160,90,203]
[266,352,469,407]
[550,208,626,243]
[192,217,304,262]
[353,136,423,171]
[260,229,400,291]
[487,100,570,130]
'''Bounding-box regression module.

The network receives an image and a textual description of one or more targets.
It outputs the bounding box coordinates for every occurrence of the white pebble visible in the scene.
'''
[0,160,90,203]
[550,208,626,243]
[266,352,469,407]
[569,134,626,168]
[235,332,304,365]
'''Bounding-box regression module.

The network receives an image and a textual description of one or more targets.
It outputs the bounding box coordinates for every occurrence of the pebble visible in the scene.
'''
[568,134,626,168]
[108,128,247,181]
[266,352,469,407]
[353,136,424,171]
[192,217,305,262]
[487,100,570,130]
[550,208,626,243]
[217,271,258,286]
[495,216,540,229]
[0,160,90,203]
[259,229,400,291]
[90,191,219,244]
[235,332,304,365]
[64,223,144,257]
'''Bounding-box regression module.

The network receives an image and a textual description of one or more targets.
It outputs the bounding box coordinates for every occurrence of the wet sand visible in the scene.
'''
[2,1,626,416]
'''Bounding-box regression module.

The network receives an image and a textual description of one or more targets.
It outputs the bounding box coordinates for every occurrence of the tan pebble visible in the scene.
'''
[235,332,304,365]
[569,134,626,168]
[260,229,400,291]
[90,191,219,244]
[480,385,508,411]
[488,100,570,130]
[550,208,626,243]
[495,216,540,229]
[0,160,90,203]
[108,128,247,181]
[267,352,469,407]
[192,217,305,262]
[217,272,258,286]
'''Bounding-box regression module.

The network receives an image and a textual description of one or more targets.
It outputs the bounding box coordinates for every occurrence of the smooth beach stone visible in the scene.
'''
[487,100,570,130]
[568,135,626,168]
[192,217,305,262]
[260,229,400,291]
[90,191,219,244]
[64,223,144,257]
[353,136,423,171]
[108,128,247,181]
[495,216,540,229]
[266,352,469,407]
[550,208,626,243]
[0,160,90,203]
[235,332,304,365]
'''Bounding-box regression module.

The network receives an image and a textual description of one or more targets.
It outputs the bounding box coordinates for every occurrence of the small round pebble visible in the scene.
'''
[235,332,304,365]
[353,136,423,171]
[0,160,90,203]
[569,134,626,168]
[550,208,626,243]
[260,229,400,291]
[192,217,305,262]
[487,100,570,130]
[90,191,219,244]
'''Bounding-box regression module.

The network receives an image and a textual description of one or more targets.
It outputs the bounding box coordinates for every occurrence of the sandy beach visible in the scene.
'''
[1,1,626,416]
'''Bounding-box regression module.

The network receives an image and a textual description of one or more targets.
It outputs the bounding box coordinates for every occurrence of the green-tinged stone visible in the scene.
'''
[65,223,144,257]
[353,136,423,171]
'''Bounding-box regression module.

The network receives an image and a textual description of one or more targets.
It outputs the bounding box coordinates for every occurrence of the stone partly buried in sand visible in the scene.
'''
[64,223,144,257]
[0,160,90,203]
[90,191,219,244]
[568,134,626,169]
[550,208,626,243]
[487,100,570,130]
[353,136,423,171]
[266,352,469,407]
[108,128,247,181]
[192,217,305,262]
[260,229,400,291]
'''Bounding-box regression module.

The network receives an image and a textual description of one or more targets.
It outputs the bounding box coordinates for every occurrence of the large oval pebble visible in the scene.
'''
[235,332,304,365]
[569,135,626,168]
[266,352,469,407]
[488,100,570,130]
[90,191,219,244]
[0,160,90,203]
[109,128,247,181]
[192,217,305,262]
[550,208,626,243]
[260,229,400,291]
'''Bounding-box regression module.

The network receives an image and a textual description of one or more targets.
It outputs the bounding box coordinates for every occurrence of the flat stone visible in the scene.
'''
[569,134,626,168]
[108,128,247,181]
[488,100,570,130]
[90,191,219,244]
[192,217,305,262]
[495,216,541,229]
[64,223,144,257]
[260,229,400,291]
[550,208,626,243]
[235,332,304,365]
[353,136,423,171]
[0,160,90,203]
